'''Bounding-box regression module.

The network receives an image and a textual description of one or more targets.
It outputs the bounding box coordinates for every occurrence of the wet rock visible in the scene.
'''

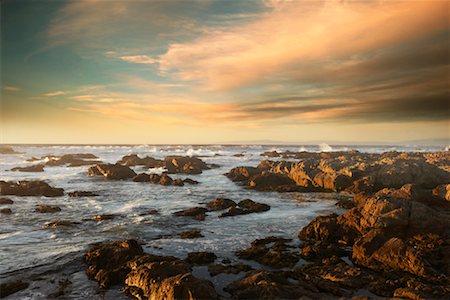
[125,258,218,300]
[173,207,208,221]
[47,278,71,298]
[219,199,271,217]
[172,178,184,186]
[206,198,236,211]
[35,205,62,213]
[94,214,116,221]
[393,287,426,300]
[186,252,217,265]
[45,153,100,167]
[68,191,99,197]
[0,280,29,298]
[0,180,64,197]
[139,209,159,216]
[233,153,245,157]
[300,241,348,260]
[148,174,161,183]
[178,229,203,239]
[84,239,143,288]
[433,184,450,202]
[10,164,45,172]
[0,146,19,154]
[45,220,80,228]
[117,154,162,167]
[0,208,12,214]
[88,163,136,180]
[0,197,13,205]
[164,156,209,174]
[225,270,325,299]
[183,178,199,185]
[132,173,150,182]
[159,174,173,185]
[249,173,298,192]
[225,166,260,182]
[237,237,299,268]
[208,264,253,276]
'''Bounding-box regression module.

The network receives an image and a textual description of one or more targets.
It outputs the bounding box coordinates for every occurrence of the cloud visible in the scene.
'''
[44,91,65,97]
[3,85,20,92]
[119,55,158,65]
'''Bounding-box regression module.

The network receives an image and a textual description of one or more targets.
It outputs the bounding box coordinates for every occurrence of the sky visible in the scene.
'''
[1,0,449,145]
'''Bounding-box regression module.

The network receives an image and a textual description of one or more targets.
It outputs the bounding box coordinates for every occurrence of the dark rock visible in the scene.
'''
[233,153,245,157]
[164,156,209,174]
[173,207,208,221]
[132,173,150,182]
[0,280,29,298]
[139,209,159,216]
[238,199,270,212]
[47,278,71,298]
[117,154,162,167]
[68,191,99,197]
[10,164,45,172]
[35,205,61,213]
[237,237,299,268]
[45,220,80,228]
[206,198,236,211]
[186,252,217,265]
[88,163,136,180]
[0,180,64,197]
[208,264,253,276]
[45,153,100,167]
[433,184,450,202]
[1,208,12,214]
[219,206,248,218]
[159,174,173,186]
[183,178,199,185]
[249,173,298,191]
[172,178,184,186]
[225,166,260,182]
[94,214,116,221]
[178,229,203,239]
[84,239,143,288]
[0,197,13,205]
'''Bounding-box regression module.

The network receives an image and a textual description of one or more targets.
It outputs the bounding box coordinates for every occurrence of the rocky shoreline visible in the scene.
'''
[1,150,449,299]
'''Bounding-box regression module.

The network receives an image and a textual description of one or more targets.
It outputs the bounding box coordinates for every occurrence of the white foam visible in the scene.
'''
[319,143,333,152]
[148,167,167,175]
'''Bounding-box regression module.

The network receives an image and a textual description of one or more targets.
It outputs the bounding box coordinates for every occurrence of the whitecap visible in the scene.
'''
[319,143,333,152]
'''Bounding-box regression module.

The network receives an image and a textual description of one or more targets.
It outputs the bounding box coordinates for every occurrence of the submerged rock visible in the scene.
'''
[35,205,61,213]
[173,207,208,221]
[178,229,203,239]
[186,252,217,265]
[68,191,99,197]
[219,199,270,217]
[208,264,253,277]
[0,197,13,205]
[1,208,12,214]
[0,280,29,298]
[10,164,45,172]
[0,180,64,197]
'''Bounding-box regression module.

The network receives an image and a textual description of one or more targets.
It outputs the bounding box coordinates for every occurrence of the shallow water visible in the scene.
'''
[0,144,445,298]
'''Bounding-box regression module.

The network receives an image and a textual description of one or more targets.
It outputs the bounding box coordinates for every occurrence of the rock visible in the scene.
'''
[208,264,253,277]
[35,205,61,213]
[139,209,159,216]
[88,163,136,180]
[94,214,116,221]
[84,239,143,288]
[183,178,199,185]
[124,258,218,300]
[178,229,203,239]
[0,146,19,154]
[0,280,29,298]
[148,174,161,183]
[186,252,217,265]
[164,156,209,174]
[238,199,270,213]
[249,173,298,192]
[313,172,353,192]
[206,198,236,211]
[234,153,245,157]
[219,206,249,218]
[10,164,45,172]
[173,207,208,221]
[117,154,162,167]
[159,174,173,185]
[68,191,99,197]
[172,178,184,186]
[0,180,64,197]
[236,237,299,268]
[45,153,100,167]
[132,173,150,182]
[47,278,71,298]
[300,241,348,260]
[45,220,80,228]
[393,287,426,300]
[0,197,13,205]
[1,208,12,214]
[225,270,324,299]
[298,214,342,243]
[225,166,260,182]
[433,184,450,202]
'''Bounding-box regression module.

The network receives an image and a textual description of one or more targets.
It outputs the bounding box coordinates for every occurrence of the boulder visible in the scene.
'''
[88,163,136,180]
[225,166,260,182]
[206,198,236,211]
[159,174,173,186]
[1,208,12,214]
[186,252,217,265]
[117,154,162,167]
[173,207,208,221]
[248,173,297,192]
[433,184,450,202]
[132,173,150,182]
[164,156,209,174]
[208,264,253,276]
[0,180,64,197]
[172,179,184,186]
[84,239,143,288]
[183,178,199,185]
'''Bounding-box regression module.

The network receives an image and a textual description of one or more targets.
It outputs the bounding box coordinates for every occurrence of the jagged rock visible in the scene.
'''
[159,174,173,186]
[117,154,162,167]
[249,173,298,191]
[84,239,143,288]
[0,180,64,197]
[88,163,136,180]
[164,156,209,174]
[206,198,236,211]
[132,173,150,182]
[173,207,208,221]
[225,166,260,182]
[219,199,270,217]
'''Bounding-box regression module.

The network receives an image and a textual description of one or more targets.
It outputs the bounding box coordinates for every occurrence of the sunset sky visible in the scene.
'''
[1,0,449,144]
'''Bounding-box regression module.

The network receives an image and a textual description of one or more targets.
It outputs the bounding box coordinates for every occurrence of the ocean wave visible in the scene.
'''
[319,143,333,152]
